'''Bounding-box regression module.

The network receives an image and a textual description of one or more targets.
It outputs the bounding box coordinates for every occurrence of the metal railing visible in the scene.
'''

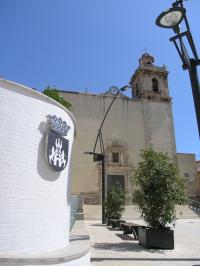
[70,194,83,230]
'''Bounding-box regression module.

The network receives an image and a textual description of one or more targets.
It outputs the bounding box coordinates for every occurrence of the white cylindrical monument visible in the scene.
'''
[0,79,75,255]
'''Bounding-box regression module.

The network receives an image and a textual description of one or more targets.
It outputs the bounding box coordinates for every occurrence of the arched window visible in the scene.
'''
[152,78,159,92]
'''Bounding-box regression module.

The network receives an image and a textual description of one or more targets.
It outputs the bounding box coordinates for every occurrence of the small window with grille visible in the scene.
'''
[184,172,190,178]
[152,78,159,92]
[112,152,119,163]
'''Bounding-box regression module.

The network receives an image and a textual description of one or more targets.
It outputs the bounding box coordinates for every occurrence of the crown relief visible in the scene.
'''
[47,115,70,136]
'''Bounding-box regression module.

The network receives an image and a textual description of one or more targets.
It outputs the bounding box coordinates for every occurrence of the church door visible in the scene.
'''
[107,175,125,192]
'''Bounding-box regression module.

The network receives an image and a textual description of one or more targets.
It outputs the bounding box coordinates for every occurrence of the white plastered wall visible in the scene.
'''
[0,79,75,254]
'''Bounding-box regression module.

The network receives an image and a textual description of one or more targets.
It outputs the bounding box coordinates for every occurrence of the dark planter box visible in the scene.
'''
[138,227,174,249]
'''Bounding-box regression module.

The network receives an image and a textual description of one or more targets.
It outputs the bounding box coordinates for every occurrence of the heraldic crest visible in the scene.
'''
[46,115,70,172]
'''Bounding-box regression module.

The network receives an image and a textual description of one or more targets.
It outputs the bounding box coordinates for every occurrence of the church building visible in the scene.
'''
[60,53,198,204]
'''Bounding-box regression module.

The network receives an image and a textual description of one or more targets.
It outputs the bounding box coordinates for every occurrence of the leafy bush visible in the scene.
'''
[104,185,126,219]
[130,149,185,229]
[43,86,72,110]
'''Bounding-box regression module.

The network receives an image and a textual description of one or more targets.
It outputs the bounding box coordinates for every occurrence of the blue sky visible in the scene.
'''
[0,0,200,158]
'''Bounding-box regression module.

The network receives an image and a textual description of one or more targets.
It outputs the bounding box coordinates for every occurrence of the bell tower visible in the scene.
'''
[129,53,171,102]
[129,53,177,163]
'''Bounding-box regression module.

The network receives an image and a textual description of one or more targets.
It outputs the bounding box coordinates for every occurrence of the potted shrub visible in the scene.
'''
[130,149,185,249]
[104,184,126,226]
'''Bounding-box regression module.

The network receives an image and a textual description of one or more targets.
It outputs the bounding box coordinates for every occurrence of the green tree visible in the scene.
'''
[130,149,185,229]
[43,86,72,110]
[104,184,126,219]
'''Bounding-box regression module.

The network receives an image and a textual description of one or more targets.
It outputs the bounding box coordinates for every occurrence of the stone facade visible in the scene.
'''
[60,53,198,203]
[177,153,198,197]
[196,160,200,195]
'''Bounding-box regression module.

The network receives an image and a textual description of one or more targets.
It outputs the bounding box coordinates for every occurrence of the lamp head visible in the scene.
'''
[109,86,119,95]
[109,85,130,95]
[156,6,186,30]
[120,85,130,92]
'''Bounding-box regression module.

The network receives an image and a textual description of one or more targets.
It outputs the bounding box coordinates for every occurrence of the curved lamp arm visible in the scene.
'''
[93,85,130,154]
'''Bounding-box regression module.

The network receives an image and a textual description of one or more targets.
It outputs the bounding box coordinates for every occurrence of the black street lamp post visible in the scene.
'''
[156,0,200,138]
[84,150,106,224]
[84,85,130,224]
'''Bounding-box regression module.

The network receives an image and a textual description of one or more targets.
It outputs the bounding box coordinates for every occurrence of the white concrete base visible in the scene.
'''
[0,252,90,266]
[0,221,90,266]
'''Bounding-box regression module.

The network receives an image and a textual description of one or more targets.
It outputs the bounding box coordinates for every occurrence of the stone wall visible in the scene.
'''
[177,153,198,197]
[60,91,179,203]
[195,160,200,196]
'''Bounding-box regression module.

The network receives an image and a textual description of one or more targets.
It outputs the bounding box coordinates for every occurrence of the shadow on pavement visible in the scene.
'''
[70,235,90,242]
[94,242,165,254]
[90,224,108,227]
[106,227,121,232]
[91,257,200,262]
[115,233,135,241]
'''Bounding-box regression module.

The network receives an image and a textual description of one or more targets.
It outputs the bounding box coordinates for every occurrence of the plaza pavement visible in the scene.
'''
[85,218,200,266]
